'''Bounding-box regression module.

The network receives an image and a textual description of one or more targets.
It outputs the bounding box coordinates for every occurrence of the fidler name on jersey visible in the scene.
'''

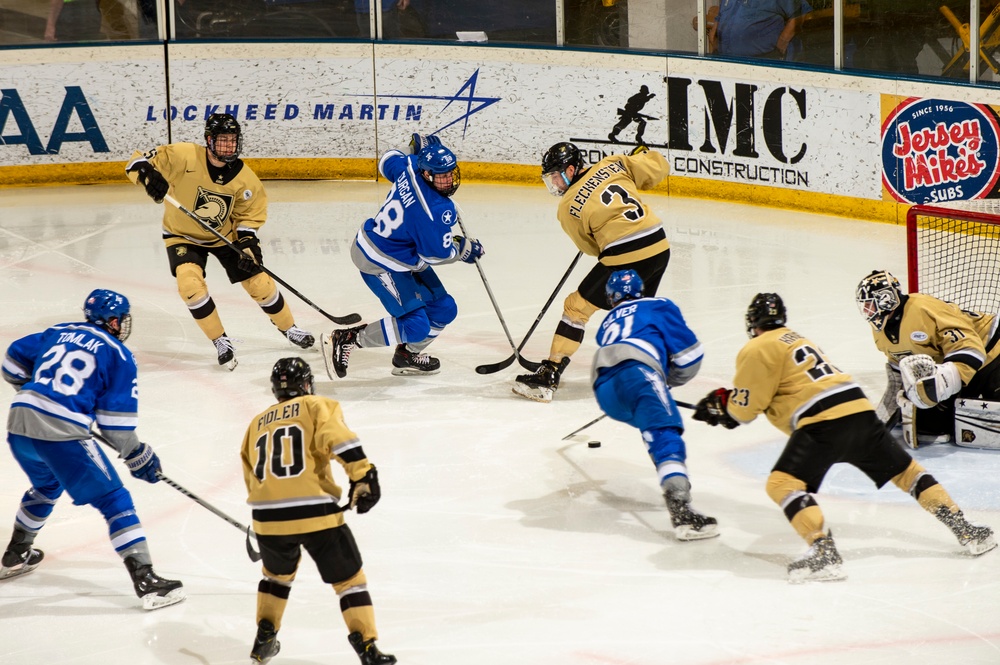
[570,160,628,219]
[58,331,104,354]
[257,401,301,430]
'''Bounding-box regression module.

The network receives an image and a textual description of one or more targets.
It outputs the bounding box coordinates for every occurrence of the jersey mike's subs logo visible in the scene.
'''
[192,187,234,230]
[882,98,1000,204]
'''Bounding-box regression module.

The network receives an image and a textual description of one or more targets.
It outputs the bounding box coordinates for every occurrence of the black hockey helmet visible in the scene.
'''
[83,288,132,341]
[205,113,242,163]
[541,142,584,196]
[745,293,787,338]
[271,357,314,401]
[856,269,902,331]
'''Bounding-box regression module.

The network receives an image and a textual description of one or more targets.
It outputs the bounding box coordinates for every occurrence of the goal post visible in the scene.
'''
[906,202,1000,313]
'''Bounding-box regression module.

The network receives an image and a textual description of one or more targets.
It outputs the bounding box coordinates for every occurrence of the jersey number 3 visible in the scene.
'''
[600,184,645,222]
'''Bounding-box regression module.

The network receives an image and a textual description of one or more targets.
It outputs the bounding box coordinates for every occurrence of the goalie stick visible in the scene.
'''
[475,251,583,375]
[90,429,261,562]
[562,400,695,440]
[162,194,362,326]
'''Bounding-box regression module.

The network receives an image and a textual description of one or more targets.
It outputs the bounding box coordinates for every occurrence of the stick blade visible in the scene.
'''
[475,354,517,375]
[328,312,362,325]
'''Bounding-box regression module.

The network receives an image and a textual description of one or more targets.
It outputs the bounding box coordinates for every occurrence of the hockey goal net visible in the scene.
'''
[907,201,1000,313]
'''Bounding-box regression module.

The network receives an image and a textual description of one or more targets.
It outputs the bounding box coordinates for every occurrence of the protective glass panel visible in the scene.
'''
[0,0,159,44]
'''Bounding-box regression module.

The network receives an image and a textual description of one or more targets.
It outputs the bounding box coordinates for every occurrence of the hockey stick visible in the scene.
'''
[162,194,361,325]
[454,206,540,372]
[89,429,261,562]
[475,251,583,375]
[561,400,695,440]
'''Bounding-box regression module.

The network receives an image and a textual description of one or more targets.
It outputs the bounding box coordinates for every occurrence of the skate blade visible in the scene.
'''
[512,384,554,403]
[320,333,339,379]
[250,641,280,665]
[965,535,997,556]
[220,357,238,371]
[675,524,720,541]
[787,564,847,584]
[391,366,440,376]
[142,587,186,610]
[0,561,40,581]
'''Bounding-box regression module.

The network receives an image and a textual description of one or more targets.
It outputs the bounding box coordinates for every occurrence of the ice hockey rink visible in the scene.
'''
[1,180,999,665]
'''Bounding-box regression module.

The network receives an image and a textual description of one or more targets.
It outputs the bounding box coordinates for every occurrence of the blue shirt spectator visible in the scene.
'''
[711,0,812,60]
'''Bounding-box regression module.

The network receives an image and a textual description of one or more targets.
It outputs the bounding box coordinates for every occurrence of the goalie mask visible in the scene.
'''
[83,288,132,342]
[541,142,584,197]
[745,292,787,338]
[606,269,644,307]
[856,270,901,331]
[205,113,243,164]
[271,357,314,401]
[417,145,461,197]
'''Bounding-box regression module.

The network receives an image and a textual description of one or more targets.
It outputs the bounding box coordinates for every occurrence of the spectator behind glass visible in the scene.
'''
[709,0,813,61]
[356,0,410,39]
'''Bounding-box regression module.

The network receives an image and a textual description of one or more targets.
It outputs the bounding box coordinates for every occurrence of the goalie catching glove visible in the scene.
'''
[899,354,962,409]
[692,388,740,429]
[349,465,381,514]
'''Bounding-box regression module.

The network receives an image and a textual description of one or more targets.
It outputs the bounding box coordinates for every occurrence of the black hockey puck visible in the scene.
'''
[587,441,601,448]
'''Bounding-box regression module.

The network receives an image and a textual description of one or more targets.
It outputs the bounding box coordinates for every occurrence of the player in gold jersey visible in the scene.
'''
[125,113,314,371]
[514,142,671,403]
[240,358,394,665]
[856,269,1000,448]
[692,293,995,583]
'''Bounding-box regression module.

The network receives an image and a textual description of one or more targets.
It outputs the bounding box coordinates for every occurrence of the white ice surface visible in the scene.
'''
[0,181,998,664]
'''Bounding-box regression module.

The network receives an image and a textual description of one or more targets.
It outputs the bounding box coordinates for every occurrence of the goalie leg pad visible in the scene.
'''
[954,399,1000,449]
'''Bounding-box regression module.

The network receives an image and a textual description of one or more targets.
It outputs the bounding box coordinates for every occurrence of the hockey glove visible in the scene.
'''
[630,145,649,156]
[236,231,262,272]
[134,161,169,203]
[124,443,162,484]
[692,388,740,429]
[899,354,962,409]
[453,235,485,263]
[408,133,441,154]
[349,465,381,514]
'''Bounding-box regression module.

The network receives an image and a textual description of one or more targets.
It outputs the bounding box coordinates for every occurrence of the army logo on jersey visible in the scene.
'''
[192,187,234,230]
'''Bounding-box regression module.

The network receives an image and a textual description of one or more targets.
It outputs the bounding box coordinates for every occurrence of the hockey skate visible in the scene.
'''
[321,324,366,379]
[282,324,315,350]
[512,358,570,403]
[213,334,238,371]
[664,493,719,541]
[787,535,846,584]
[348,631,397,665]
[250,619,281,664]
[124,556,186,610]
[0,533,43,581]
[936,507,998,556]
[391,344,441,376]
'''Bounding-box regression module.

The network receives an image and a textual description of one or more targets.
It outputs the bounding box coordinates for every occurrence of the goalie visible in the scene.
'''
[856,270,1000,449]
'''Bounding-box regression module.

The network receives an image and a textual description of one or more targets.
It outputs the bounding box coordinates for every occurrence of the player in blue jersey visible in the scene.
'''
[591,270,719,541]
[321,134,485,379]
[0,289,185,610]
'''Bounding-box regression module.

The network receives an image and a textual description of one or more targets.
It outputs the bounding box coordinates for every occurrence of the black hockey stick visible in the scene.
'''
[90,429,261,562]
[561,400,695,440]
[455,207,539,372]
[475,251,583,375]
[163,194,361,325]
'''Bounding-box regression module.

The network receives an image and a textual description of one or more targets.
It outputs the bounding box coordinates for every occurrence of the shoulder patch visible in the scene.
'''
[441,209,455,226]
[910,331,929,343]
[243,189,252,200]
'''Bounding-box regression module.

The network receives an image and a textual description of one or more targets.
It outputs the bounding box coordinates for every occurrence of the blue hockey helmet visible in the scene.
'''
[606,270,644,307]
[745,293,786,338]
[83,288,132,341]
[417,145,461,197]
[271,357,314,401]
